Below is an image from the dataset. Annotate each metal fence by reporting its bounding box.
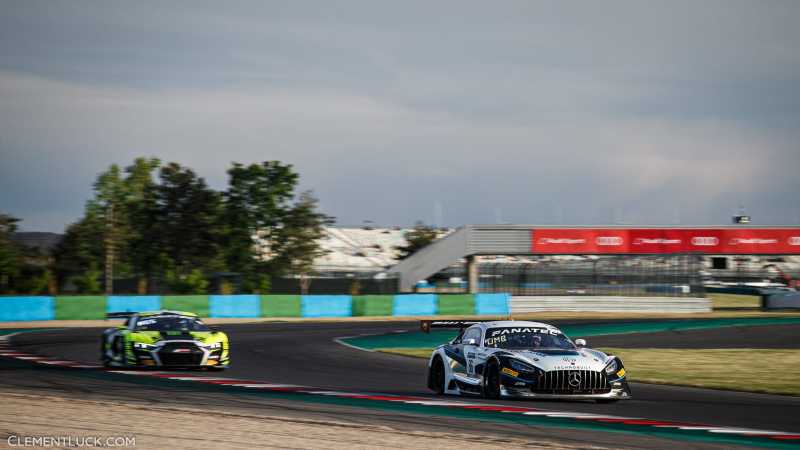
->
[476,254,705,297]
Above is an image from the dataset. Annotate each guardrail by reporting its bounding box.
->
[511,296,711,313]
[0,293,511,322]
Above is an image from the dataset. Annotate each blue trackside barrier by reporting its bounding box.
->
[475,293,510,315]
[106,295,161,313]
[209,295,260,318]
[1,292,515,321]
[301,295,352,318]
[393,294,437,316]
[0,296,55,321]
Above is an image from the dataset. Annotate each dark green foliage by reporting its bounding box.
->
[52,158,330,295]
[395,221,439,260]
[0,212,20,292]
[222,162,332,288]
[0,212,57,294]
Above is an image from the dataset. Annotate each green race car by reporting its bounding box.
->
[101,310,229,369]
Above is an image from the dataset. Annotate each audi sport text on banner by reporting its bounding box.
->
[531,228,800,254]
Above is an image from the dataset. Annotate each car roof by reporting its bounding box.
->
[470,320,558,330]
[137,310,199,318]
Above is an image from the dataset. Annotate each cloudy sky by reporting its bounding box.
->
[1,1,799,232]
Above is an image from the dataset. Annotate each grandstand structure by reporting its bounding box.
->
[313,226,410,273]
[387,225,800,293]
[281,226,800,297]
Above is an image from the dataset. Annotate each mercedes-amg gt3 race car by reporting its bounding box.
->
[424,320,631,402]
[101,310,229,369]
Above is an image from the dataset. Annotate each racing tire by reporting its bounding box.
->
[482,359,501,399]
[100,334,110,366]
[429,357,445,395]
[111,336,126,367]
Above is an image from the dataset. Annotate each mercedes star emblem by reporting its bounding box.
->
[568,371,582,387]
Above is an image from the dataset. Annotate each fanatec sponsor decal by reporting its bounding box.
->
[490,327,561,336]
[595,236,623,246]
[691,237,720,246]
[729,238,778,245]
[537,238,585,245]
[633,238,681,245]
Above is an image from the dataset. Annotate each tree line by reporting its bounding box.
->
[0,157,332,295]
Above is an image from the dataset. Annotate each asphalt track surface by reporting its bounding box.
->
[8,319,800,439]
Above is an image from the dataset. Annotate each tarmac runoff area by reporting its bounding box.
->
[2,319,800,449]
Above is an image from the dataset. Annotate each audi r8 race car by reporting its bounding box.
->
[101,311,229,369]
[424,320,630,402]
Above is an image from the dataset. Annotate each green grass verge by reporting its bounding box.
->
[599,348,800,396]
[380,348,433,359]
[708,293,761,309]
[378,347,800,396]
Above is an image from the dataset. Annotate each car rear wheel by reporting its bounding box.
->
[100,335,111,366]
[111,336,126,366]
[482,360,501,399]
[429,357,445,395]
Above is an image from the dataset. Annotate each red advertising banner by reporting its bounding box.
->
[531,228,800,254]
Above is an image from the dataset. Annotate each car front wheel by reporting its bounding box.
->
[482,360,501,399]
[429,357,445,395]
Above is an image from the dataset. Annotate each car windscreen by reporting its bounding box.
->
[134,316,209,332]
[484,327,575,350]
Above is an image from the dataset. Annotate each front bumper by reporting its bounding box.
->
[499,369,632,400]
[128,340,229,368]
[502,384,632,400]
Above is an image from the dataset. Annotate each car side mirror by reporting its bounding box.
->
[575,338,587,347]
[465,338,477,346]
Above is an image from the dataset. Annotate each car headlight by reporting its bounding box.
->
[509,359,536,373]
[604,358,619,375]
[204,342,222,349]
[133,342,154,349]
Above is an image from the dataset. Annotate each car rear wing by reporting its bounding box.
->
[106,312,137,320]
[420,320,492,333]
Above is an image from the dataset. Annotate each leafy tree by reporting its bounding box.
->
[54,157,330,295]
[165,268,209,294]
[396,221,439,260]
[223,162,298,276]
[151,163,224,278]
[55,158,161,292]
[124,158,162,288]
[53,217,104,292]
[268,191,333,276]
[73,263,102,294]
[14,265,51,294]
[222,163,333,293]
[0,212,20,292]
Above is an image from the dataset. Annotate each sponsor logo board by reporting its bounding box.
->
[531,229,800,254]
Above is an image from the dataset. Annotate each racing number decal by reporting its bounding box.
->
[466,352,476,376]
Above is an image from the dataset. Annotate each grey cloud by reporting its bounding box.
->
[1,1,799,231]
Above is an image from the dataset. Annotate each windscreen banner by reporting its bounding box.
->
[531,228,800,254]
